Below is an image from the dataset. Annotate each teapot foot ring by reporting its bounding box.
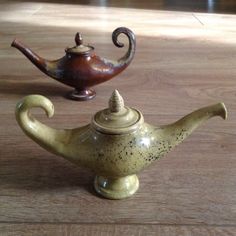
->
[67,89,96,101]
[94,174,139,200]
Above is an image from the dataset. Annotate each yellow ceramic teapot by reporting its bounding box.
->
[15,90,227,199]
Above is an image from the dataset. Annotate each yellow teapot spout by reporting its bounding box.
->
[154,102,227,157]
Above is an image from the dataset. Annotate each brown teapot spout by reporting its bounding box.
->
[11,39,59,79]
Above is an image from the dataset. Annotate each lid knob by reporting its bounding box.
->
[75,32,83,46]
[92,89,143,134]
[109,90,124,113]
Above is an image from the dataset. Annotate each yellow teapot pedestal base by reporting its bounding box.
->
[94,175,139,199]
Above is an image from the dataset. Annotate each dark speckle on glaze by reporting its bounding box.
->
[69,123,191,177]
[16,93,227,199]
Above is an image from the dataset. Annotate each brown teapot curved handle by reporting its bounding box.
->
[112,27,136,67]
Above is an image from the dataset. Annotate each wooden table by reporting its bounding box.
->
[0,1,236,235]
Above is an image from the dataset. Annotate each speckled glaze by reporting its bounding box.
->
[15,90,227,199]
[11,27,136,101]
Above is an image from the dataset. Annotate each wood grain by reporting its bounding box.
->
[1,224,236,236]
[0,0,236,235]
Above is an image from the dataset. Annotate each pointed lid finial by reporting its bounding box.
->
[91,90,144,134]
[75,32,83,46]
[66,32,94,54]
[109,90,124,113]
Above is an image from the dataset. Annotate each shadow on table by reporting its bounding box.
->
[0,78,71,98]
[0,153,99,197]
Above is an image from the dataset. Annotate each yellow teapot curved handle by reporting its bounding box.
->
[15,95,69,156]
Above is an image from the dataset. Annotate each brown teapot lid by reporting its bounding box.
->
[66,32,94,54]
[91,90,144,134]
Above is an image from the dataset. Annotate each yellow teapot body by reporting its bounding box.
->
[15,90,227,199]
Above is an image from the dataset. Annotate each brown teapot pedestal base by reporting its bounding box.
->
[67,89,96,101]
[94,174,139,200]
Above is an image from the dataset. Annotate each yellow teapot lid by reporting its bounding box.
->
[92,90,144,134]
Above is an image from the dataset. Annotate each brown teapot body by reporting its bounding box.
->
[12,27,136,100]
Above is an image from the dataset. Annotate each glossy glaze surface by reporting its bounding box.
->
[15,91,227,199]
[11,27,136,101]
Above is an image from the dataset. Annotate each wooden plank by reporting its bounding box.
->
[0,224,236,236]
[0,0,236,230]
[0,115,236,224]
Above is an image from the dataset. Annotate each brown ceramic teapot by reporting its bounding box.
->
[11,27,136,101]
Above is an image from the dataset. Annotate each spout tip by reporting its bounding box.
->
[11,38,21,48]
[219,102,228,120]
[11,38,17,47]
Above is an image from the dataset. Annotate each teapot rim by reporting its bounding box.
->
[65,45,94,55]
[91,108,144,135]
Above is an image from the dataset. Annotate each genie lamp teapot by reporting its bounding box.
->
[11,27,135,101]
[15,90,227,199]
